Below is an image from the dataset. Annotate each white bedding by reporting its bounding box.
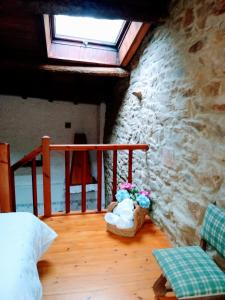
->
[0,212,57,300]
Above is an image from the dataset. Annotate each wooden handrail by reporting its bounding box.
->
[50,144,149,151]
[11,146,42,171]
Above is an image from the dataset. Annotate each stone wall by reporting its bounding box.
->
[104,0,225,251]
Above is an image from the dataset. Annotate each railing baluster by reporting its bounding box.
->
[31,158,38,216]
[65,151,70,213]
[10,169,16,212]
[112,150,117,201]
[128,150,133,183]
[0,143,14,212]
[97,150,102,212]
[42,136,51,217]
[81,151,87,212]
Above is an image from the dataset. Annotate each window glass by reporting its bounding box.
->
[54,15,125,45]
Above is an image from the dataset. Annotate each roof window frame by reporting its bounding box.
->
[44,14,150,67]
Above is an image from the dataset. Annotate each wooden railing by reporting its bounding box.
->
[11,146,42,215]
[0,136,149,217]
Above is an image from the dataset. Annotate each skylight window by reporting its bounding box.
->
[44,14,150,66]
[54,15,126,46]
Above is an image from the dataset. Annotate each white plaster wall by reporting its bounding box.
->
[0,95,105,213]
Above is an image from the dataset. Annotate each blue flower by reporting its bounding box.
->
[115,189,130,202]
[137,194,150,208]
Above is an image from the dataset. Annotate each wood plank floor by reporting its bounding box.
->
[38,214,175,300]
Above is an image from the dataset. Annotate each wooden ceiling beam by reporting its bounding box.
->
[39,65,129,78]
[0,59,123,104]
[0,0,171,22]
[0,61,129,78]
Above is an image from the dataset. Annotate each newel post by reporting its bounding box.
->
[42,136,51,217]
[0,143,13,212]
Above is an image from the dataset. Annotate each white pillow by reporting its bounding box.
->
[0,212,57,300]
[0,212,57,261]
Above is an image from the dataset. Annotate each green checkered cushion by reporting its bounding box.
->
[200,204,225,258]
[153,246,225,299]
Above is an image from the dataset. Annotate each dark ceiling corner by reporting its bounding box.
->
[0,0,171,104]
[0,0,172,22]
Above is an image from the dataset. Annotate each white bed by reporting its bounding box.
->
[0,212,57,300]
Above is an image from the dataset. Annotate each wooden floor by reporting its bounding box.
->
[38,214,175,300]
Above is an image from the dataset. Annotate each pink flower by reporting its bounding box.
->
[139,190,151,197]
[120,182,135,191]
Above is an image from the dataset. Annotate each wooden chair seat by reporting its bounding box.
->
[153,246,225,299]
[152,204,225,300]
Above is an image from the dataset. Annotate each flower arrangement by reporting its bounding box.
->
[115,182,151,210]
[105,182,152,237]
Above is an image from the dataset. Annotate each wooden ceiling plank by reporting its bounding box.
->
[0,0,171,22]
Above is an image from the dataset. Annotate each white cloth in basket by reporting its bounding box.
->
[105,199,134,229]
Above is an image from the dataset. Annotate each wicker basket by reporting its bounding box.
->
[106,201,148,237]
